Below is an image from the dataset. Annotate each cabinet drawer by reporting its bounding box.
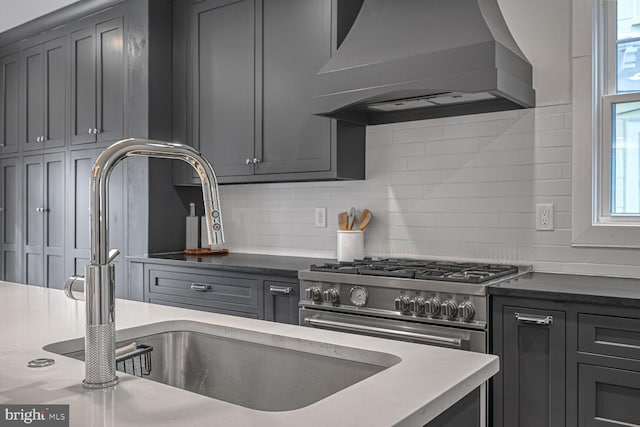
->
[579,314,640,362]
[149,297,259,319]
[579,364,640,426]
[147,268,259,313]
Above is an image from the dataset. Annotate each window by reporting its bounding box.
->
[602,0,640,218]
[571,0,640,247]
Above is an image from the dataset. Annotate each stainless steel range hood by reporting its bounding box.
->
[313,0,535,125]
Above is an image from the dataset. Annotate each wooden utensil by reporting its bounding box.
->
[358,209,372,231]
[347,207,356,230]
[338,212,348,230]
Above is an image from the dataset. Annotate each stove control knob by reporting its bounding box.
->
[410,297,425,315]
[424,298,441,317]
[322,288,339,304]
[394,296,411,313]
[457,300,476,321]
[305,287,322,302]
[440,299,458,320]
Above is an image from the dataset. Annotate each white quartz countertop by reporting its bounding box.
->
[0,281,498,427]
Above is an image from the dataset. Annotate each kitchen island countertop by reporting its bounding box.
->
[0,281,497,427]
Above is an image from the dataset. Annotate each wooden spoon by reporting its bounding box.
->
[347,207,356,230]
[338,212,348,230]
[358,209,372,231]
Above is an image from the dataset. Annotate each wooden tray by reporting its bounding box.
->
[183,248,229,255]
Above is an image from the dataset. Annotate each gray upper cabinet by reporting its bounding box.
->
[0,157,21,282]
[255,0,331,175]
[23,152,65,288]
[70,16,125,147]
[175,0,365,184]
[21,36,67,152]
[0,52,19,155]
[191,0,256,177]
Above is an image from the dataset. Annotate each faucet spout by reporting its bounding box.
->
[76,138,224,388]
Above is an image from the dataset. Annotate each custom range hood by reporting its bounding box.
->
[313,0,535,125]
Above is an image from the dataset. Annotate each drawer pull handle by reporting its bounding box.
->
[190,283,210,292]
[515,313,553,325]
[269,285,292,295]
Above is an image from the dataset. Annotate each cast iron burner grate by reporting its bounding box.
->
[310,258,519,283]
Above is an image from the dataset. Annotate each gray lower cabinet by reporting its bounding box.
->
[70,14,125,147]
[263,280,299,324]
[139,262,300,324]
[0,52,19,155]
[0,157,21,282]
[579,364,640,426]
[492,300,566,427]
[174,0,365,184]
[21,35,67,152]
[22,152,65,288]
[492,295,640,427]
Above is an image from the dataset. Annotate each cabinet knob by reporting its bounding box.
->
[88,128,93,134]
[252,158,261,164]
[93,128,99,134]
[245,158,252,165]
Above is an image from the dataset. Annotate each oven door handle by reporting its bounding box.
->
[303,317,464,349]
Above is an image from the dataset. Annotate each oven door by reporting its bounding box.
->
[299,307,486,353]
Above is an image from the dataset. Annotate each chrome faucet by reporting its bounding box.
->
[64,138,224,388]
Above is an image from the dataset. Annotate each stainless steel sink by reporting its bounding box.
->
[44,321,399,411]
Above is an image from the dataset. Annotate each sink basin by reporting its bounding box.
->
[44,320,399,411]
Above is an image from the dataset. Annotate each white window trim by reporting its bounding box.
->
[571,0,640,248]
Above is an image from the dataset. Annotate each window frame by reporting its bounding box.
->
[571,0,640,248]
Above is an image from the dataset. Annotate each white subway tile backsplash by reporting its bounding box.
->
[217,104,640,278]
[442,120,499,139]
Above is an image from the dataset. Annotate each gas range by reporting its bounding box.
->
[298,258,529,331]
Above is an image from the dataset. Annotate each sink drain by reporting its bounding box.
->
[27,358,55,368]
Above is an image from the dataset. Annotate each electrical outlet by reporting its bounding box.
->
[315,207,327,228]
[536,203,554,231]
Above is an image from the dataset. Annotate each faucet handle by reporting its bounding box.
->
[108,248,120,263]
[64,276,85,301]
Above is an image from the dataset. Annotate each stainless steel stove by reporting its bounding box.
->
[299,258,528,353]
[298,258,528,427]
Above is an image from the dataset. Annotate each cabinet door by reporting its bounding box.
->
[70,27,97,145]
[22,45,45,152]
[0,158,21,282]
[96,17,124,144]
[67,149,126,296]
[67,150,93,279]
[0,53,19,154]
[263,280,299,324]
[579,364,640,426]
[500,306,566,427]
[192,0,255,177]
[43,152,65,289]
[23,155,43,286]
[43,36,67,149]
[256,0,332,175]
